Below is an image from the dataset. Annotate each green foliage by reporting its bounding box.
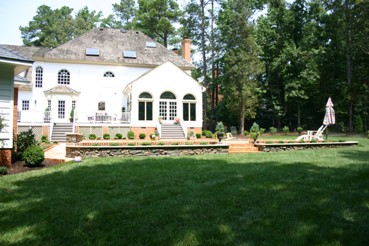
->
[134,0,181,47]
[282,126,290,135]
[0,166,8,175]
[269,127,277,135]
[249,122,263,141]
[41,135,48,143]
[355,116,364,133]
[103,133,110,140]
[200,142,207,145]
[20,5,102,47]
[127,131,135,139]
[141,142,151,146]
[115,133,123,139]
[367,131,369,139]
[205,131,213,138]
[69,107,74,122]
[296,127,304,135]
[22,146,44,166]
[215,121,225,133]
[109,143,119,146]
[196,133,201,139]
[202,130,207,136]
[0,115,5,132]
[310,139,317,143]
[128,142,136,146]
[17,129,37,153]
[158,142,165,146]
[89,134,97,140]
[139,133,146,139]
[243,130,249,136]
[171,142,179,145]
[113,0,136,29]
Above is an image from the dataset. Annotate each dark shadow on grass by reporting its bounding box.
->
[1,156,369,245]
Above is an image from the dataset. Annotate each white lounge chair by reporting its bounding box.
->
[296,125,327,141]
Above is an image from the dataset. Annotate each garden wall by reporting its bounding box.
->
[66,144,229,158]
[255,141,358,152]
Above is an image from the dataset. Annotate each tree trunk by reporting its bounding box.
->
[209,0,215,131]
[200,0,208,129]
[240,99,246,133]
[297,102,301,127]
[345,0,353,132]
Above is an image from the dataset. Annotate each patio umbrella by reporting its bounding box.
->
[323,97,335,139]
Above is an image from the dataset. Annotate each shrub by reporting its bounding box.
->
[243,130,249,136]
[269,127,277,135]
[311,139,317,143]
[103,133,110,140]
[139,133,146,139]
[202,130,207,136]
[205,131,213,138]
[158,142,165,146]
[41,135,48,143]
[296,127,304,135]
[249,122,263,141]
[23,146,44,166]
[115,133,123,139]
[141,142,151,146]
[127,131,135,139]
[196,133,201,139]
[171,142,179,145]
[200,142,207,145]
[278,140,284,143]
[17,129,37,153]
[367,130,369,139]
[215,121,225,133]
[128,142,136,146]
[109,143,119,146]
[89,134,96,140]
[282,126,289,135]
[0,166,8,175]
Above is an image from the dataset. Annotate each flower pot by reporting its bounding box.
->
[217,132,224,143]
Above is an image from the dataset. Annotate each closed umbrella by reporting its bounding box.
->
[323,97,335,139]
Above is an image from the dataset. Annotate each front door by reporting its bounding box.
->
[159,100,177,122]
[57,100,66,122]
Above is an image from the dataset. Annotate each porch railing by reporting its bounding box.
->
[18,110,131,124]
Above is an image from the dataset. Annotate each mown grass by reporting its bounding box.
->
[1,137,369,245]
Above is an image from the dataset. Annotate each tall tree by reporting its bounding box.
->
[112,0,137,29]
[134,0,182,47]
[20,5,74,47]
[20,5,102,47]
[219,0,264,133]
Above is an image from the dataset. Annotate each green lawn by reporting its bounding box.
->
[1,137,369,245]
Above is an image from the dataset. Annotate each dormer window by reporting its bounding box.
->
[104,71,115,77]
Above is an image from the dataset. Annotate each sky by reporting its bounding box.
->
[0,0,120,45]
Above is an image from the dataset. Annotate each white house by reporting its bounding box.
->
[0,45,33,166]
[3,28,203,141]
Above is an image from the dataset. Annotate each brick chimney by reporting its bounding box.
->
[182,38,191,63]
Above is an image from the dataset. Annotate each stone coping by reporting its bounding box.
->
[255,141,358,152]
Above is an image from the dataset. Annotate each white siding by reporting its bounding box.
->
[0,67,14,148]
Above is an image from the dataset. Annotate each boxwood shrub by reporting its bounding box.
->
[23,146,44,166]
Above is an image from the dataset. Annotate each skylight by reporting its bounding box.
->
[85,48,100,56]
[123,50,137,59]
[145,41,157,48]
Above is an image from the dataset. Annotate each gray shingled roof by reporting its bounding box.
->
[39,28,194,68]
[0,45,33,63]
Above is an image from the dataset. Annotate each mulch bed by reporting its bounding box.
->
[6,160,62,175]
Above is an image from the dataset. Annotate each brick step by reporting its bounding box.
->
[228,142,260,153]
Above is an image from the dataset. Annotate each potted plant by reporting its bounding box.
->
[158,117,163,124]
[69,107,74,123]
[174,117,180,124]
[215,121,225,143]
[249,122,264,143]
[187,131,195,140]
[155,130,160,140]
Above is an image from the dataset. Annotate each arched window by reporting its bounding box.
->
[183,94,196,121]
[160,91,176,99]
[35,66,43,88]
[104,71,115,77]
[138,92,153,121]
[58,69,70,84]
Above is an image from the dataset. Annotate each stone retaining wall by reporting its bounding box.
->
[255,141,358,152]
[66,144,229,158]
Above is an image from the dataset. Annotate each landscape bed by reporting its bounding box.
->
[255,141,358,152]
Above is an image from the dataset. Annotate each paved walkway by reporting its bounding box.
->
[44,143,73,162]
